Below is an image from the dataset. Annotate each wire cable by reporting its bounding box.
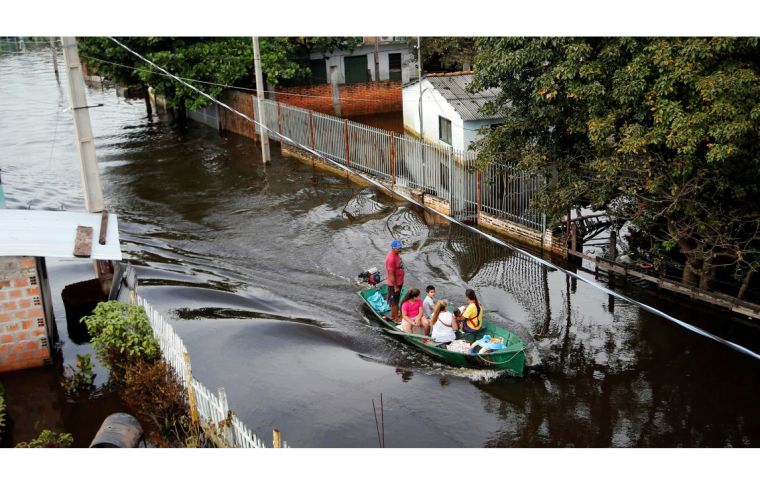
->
[107,36,760,362]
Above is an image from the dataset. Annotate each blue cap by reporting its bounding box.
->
[390,239,402,249]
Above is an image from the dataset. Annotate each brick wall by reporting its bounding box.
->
[338,81,402,116]
[274,84,335,114]
[0,257,51,373]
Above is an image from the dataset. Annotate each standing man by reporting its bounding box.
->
[385,239,405,323]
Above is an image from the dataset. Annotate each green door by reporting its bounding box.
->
[344,55,368,84]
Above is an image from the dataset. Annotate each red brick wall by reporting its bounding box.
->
[338,81,402,116]
[275,81,402,116]
[218,82,402,139]
[274,84,335,114]
[0,257,51,373]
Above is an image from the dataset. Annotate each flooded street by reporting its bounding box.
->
[1,48,759,447]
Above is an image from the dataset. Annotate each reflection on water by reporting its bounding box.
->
[1,48,758,447]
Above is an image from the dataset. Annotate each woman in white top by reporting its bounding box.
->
[430,299,457,343]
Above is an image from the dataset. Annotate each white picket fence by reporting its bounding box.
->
[132,294,289,448]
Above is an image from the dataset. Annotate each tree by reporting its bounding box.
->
[79,37,356,112]
[408,37,478,72]
[470,38,760,290]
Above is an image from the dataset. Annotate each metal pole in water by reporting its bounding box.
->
[252,37,271,164]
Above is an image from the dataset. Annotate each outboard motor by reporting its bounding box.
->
[358,267,381,286]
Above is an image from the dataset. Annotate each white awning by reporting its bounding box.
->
[0,209,122,260]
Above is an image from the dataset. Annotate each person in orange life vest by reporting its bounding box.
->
[385,239,405,323]
[461,288,483,334]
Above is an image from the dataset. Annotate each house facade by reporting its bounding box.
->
[402,72,503,151]
[309,37,415,85]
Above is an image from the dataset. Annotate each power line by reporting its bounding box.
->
[106,35,760,362]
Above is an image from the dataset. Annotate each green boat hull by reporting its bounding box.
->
[358,284,525,376]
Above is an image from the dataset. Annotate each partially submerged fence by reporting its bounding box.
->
[247,96,546,232]
[117,275,289,448]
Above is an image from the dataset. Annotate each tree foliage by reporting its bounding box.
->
[471,37,760,287]
[408,37,478,71]
[78,37,358,110]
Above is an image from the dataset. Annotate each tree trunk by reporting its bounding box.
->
[738,269,754,300]
[698,255,713,290]
[142,83,153,118]
[682,256,701,287]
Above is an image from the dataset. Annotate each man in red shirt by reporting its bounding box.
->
[385,239,405,323]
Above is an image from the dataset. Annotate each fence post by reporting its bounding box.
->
[277,102,283,142]
[448,146,454,214]
[218,387,233,447]
[182,351,199,426]
[309,110,315,150]
[273,428,281,448]
[389,132,395,189]
[344,119,350,167]
[476,170,482,225]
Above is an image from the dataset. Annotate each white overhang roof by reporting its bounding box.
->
[0,209,122,260]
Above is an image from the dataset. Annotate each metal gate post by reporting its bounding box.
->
[448,146,454,214]
[309,110,315,149]
[477,170,482,225]
[344,119,350,167]
[390,132,395,189]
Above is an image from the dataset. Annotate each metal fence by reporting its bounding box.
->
[251,96,546,232]
[132,293,289,448]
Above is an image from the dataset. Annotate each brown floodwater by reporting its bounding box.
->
[1,46,758,447]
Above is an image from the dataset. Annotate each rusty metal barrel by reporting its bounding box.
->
[89,413,144,448]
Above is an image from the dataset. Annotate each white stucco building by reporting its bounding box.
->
[309,37,415,85]
[403,72,503,151]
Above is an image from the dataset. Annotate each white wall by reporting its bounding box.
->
[462,119,503,151]
[310,43,413,83]
[402,79,465,150]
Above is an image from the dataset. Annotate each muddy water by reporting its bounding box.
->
[1,47,758,447]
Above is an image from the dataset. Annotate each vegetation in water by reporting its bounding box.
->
[61,354,96,397]
[81,301,212,447]
[82,301,159,374]
[15,430,73,448]
[470,37,760,292]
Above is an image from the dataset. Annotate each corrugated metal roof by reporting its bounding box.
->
[425,73,502,121]
[0,210,122,260]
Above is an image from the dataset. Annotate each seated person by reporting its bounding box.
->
[429,299,456,343]
[461,288,483,335]
[400,288,430,335]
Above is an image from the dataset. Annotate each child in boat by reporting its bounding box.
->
[461,288,484,334]
[430,299,457,343]
[422,285,436,324]
[400,288,429,335]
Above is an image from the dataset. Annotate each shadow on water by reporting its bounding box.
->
[1,49,759,447]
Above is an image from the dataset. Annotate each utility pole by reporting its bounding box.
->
[60,37,104,213]
[252,37,271,164]
[373,37,381,81]
[49,37,59,77]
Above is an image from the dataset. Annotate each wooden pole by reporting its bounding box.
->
[252,37,271,163]
[344,119,350,167]
[738,269,754,300]
[272,428,281,448]
[570,223,577,253]
[609,229,617,260]
[183,351,199,425]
